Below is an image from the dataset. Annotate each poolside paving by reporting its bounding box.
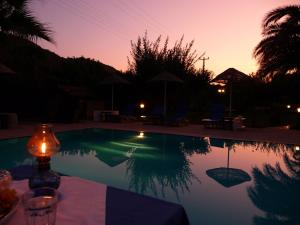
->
[0,121,299,144]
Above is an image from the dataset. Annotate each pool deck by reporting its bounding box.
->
[0,121,300,144]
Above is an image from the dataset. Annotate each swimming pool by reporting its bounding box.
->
[0,128,298,225]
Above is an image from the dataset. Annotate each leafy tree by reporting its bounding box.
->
[254,5,300,81]
[128,32,201,80]
[0,0,53,43]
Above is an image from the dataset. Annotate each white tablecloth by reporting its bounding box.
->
[8,176,107,225]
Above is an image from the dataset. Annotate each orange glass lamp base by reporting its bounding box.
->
[27,124,61,190]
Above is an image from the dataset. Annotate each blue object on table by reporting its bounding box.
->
[9,165,35,180]
[106,187,190,225]
[10,166,190,225]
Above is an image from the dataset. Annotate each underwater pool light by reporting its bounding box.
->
[137,131,145,138]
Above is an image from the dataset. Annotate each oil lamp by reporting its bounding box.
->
[27,124,61,189]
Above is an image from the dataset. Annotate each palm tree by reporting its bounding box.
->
[254,5,300,81]
[0,0,54,43]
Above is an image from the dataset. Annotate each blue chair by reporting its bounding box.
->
[120,104,137,121]
[202,104,229,129]
[143,105,164,125]
[165,105,189,126]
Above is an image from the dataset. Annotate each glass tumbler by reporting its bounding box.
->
[22,187,58,225]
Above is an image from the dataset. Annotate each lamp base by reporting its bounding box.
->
[29,157,60,189]
[29,169,61,189]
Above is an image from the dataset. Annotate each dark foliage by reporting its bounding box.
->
[0,33,122,121]
[254,5,300,81]
[128,32,204,79]
[248,153,300,225]
[0,0,54,43]
[126,33,213,115]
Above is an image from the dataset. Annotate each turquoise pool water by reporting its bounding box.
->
[0,128,298,225]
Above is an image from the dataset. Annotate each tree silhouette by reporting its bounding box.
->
[128,32,201,80]
[248,153,300,225]
[254,5,300,81]
[0,0,53,43]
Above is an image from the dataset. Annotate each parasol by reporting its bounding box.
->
[149,71,183,117]
[211,68,249,116]
[0,63,15,75]
[100,73,130,110]
[206,140,251,188]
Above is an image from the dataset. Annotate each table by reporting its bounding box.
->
[7,167,190,225]
[9,177,106,225]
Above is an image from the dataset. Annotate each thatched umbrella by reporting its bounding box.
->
[206,141,251,188]
[0,63,15,75]
[100,73,130,110]
[211,68,249,116]
[149,71,183,117]
[95,150,129,167]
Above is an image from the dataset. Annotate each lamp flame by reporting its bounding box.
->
[41,142,47,154]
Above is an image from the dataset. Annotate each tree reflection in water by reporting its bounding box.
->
[248,153,300,225]
[126,136,209,199]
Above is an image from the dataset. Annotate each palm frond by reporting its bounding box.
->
[0,0,54,43]
[263,5,300,28]
[254,5,300,80]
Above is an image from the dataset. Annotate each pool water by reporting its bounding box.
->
[0,128,298,225]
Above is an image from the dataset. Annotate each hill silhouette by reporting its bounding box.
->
[0,33,122,122]
[0,33,120,87]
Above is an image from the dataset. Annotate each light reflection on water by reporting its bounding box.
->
[0,128,298,225]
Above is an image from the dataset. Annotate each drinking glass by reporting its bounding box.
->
[22,187,58,225]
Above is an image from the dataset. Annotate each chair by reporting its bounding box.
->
[165,105,189,126]
[232,115,246,130]
[202,104,228,129]
[143,105,164,125]
[120,104,137,122]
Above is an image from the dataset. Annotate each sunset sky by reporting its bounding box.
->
[30,0,299,76]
